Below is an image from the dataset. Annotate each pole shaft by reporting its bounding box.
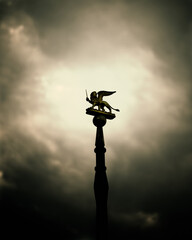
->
[94,124,109,240]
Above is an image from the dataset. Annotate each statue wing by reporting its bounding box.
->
[97,91,116,101]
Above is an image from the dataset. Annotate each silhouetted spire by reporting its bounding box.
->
[86,90,119,240]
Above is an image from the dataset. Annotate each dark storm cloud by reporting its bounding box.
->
[0,5,94,238]
[1,0,192,239]
[0,12,42,126]
[2,0,191,69]
[23,0,191,64]
[0,129,95,239]
[108,128,192,238]
[106,1,192,236]
[0,0,96,59]
[132,0,192,86]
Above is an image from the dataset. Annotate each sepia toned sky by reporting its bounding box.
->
[1,0,192,239]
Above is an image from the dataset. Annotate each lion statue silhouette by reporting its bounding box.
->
[86,90,120,113]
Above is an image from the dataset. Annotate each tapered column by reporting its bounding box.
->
[93,115,109,240]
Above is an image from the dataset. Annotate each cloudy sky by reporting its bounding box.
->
[0,0,192,239]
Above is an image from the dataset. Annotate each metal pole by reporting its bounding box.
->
[86,90,119,239]
[93,115,108,240]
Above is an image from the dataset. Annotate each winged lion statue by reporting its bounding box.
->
[86,90,120,113]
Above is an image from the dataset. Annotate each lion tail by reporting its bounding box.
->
[112,107,120,112]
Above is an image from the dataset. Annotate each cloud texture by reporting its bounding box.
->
[1,0,192,239]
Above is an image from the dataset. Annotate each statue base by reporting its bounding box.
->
[86,108,116,120]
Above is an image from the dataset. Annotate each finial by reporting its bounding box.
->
[93,115,106,127]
